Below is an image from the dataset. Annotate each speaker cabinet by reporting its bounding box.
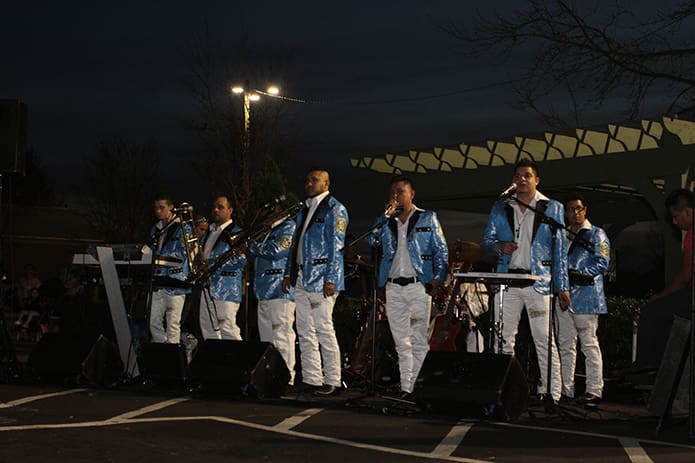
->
[27,333,94,383]
[81,335,123,387]
[142,342,188,386]
[648,316,691,417]
[188,340,290,398]
[415,352,529,420]
[0,100,27,175]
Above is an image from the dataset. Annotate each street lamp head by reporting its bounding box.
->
[231,86,244,94]
[267,86,280,95]
[248,93,261,102]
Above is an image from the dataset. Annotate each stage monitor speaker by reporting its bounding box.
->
[188,340,290,398]
[0,100,27,175]
[648,316,691,417]
[415,352,529,420]
[27,333,94,383]
[142,342,187,386]
[81,334,123,387]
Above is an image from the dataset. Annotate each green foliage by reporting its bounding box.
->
[599,297,645,373]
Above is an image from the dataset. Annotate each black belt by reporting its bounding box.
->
[387,276,418,286]
[508,268,531,274]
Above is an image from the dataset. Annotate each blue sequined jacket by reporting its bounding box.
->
[201,223,246,302]
[148,218,191,296]
[566,223,610,314]
[285,195,349,293]
[481,197,569,294]
[368,207,449,288]
[249,218,296,301]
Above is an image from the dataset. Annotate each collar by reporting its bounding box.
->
[210,219,233,232]
[568,219,591,239]
[156,216,180,230]
[306,190,330,208]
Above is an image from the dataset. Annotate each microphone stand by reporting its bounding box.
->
[344,213,392,395]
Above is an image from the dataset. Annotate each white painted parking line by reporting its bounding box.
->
[493,421,695,450]
[0,389,88,408]
[273,407,324,431]
[431,421,474,459]
[620,438,654,463]
[108,397,191,421]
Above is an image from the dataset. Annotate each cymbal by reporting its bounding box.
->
[450,240,484,263]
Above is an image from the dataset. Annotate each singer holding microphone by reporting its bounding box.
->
[481,159,570,405]
[367,175,448,400]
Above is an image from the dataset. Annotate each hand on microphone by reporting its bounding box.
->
[384,197,401,217]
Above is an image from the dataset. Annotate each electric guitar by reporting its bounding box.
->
[428,281,464,352]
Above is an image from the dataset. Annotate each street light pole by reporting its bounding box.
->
[230,82,279,340]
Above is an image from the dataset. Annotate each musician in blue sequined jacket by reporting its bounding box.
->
[147,194,191,344]
[198,194,246,340]
[480,159,568,402]
[282,168,348,393]
[249,215,297,385]
[557,194,610,403]
[566,227,610,315]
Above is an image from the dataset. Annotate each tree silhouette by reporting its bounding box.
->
[448,0,695,126]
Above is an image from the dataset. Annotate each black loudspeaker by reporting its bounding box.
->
[142,342,188,386]
[0,100,27,175]
[188,340,290,398]
[648,316,691,417]
[415,352,529,420]
[81,335,123,387]
[27,333,95,383]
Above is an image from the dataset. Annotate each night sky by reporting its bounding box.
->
[1,1,676,239]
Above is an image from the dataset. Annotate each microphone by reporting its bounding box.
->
[498,183,517,199]
[384,203,403,217]
[262,195,286,209]
[173,202,193,213]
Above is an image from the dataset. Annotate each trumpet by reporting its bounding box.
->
[188,200,304,287]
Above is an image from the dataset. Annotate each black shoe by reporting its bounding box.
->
[577,393,601,408]
[535,393,558,408]
[314,385,340,396]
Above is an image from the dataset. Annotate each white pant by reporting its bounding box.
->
[199,292,242,340]
[556,309,603,398]
[150,290,185,344]
[258,298,297,385]
[386,282,431,393]
[294,276,341,387]
[494,285,562,401]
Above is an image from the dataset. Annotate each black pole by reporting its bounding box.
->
[689,180,695,438]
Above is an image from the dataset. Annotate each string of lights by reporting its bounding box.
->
[255,78,522,106]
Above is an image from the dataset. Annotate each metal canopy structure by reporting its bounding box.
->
[350,117,695,237]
